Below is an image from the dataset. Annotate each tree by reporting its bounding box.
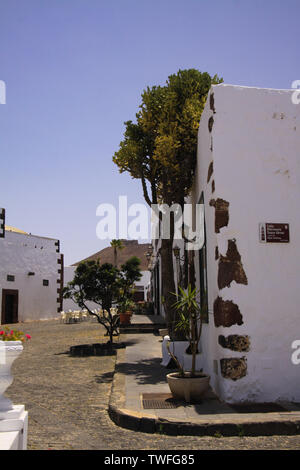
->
[110,239,125,267]
[118,256,142,301]
[63,261,120,343]
[63,257,143,343]
[113,69,223,337]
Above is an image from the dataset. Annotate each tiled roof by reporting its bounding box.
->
[72,240,152,271]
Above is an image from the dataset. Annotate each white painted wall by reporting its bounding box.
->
[0,230,61,322]
[135,270,151,300]
[192,84,300,403]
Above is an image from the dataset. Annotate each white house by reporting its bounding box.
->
[0,208,63,323]
[151,84,300,403]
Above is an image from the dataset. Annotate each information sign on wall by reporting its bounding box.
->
[259,223,290,243]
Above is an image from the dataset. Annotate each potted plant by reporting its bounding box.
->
[166,285,210,403]
[0,327,31,413]
[118,298,134,325]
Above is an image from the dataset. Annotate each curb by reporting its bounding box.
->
[108,340,300,437]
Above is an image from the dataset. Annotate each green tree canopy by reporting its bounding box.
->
[113,69,222,206]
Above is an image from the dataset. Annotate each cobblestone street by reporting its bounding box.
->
[5,320,300,450]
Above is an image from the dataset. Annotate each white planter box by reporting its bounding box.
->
[0,341,23,413]
[0,431,20,450]
[0,341,28,450]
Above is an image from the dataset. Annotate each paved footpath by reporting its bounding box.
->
[110,331,300,437]
[4,320,300,450]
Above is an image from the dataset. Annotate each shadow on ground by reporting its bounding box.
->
[54,338,141,357]
[116,357,176,385]
[94,371,115,384]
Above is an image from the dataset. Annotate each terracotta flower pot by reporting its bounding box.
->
[167,371,210,403]
[0,341,23,413]
[119,313,131,325]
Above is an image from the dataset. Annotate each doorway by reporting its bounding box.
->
[1,289,19,324]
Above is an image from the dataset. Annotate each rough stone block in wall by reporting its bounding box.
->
[213,296,243,327]
[218,239,248,289]
[209,198,229,233]
[220,357,247,381]
[207,161,214,183]
[218,335,250,352]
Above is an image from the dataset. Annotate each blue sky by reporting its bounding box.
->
[0,0,299,265]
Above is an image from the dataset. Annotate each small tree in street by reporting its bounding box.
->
[63,257,143,343]
[63,261,120,343]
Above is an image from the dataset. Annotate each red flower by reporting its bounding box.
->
[25,334,31,340]
[0,331,4,335]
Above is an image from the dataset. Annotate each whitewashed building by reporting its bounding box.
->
[0,208,63,323]
[151,84,300,403]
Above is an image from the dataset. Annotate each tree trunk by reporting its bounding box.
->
[160,237,185,341]
[188,250,196,290]
[191,316,197,376]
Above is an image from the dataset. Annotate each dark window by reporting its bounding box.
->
[198,193,208,323]
[7,275,15,282]
[43,280,49,286]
